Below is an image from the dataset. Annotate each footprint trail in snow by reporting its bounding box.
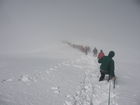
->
[64,55,118,105]
[0,55,118,105]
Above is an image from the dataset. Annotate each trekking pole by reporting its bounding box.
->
[113,79,115,89]
[113,77,116,89]
[108,80,111,105]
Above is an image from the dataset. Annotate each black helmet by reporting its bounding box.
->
[108,51,115,58]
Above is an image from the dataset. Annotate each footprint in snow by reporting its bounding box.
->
[18,75,31,82]
[51,86,60,94]
[1,78,13,83]
[64,101,72,105]
[49,68,55,71]
[54,66,58,69]
[45,70,50,74]
[72,65,83,69]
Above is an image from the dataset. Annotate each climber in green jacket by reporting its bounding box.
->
[98,51,115,81]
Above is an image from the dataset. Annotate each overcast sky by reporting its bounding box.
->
[0,0,140,55]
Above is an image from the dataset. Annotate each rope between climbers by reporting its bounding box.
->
[108,81,111,105]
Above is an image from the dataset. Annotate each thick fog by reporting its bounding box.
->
[0,0,140,61]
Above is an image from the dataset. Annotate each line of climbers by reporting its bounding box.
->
[63,41,91,55]
[63,41,116,82]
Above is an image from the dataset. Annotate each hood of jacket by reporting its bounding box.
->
[108,51,115,58]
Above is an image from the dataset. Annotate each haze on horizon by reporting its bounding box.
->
[0,0,140,58]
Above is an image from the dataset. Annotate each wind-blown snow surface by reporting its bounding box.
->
[0,43,140,105]
[0,46,118,105]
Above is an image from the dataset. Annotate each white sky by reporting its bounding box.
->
[0,0,140,57]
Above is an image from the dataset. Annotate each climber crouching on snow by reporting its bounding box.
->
[98,51,116,81]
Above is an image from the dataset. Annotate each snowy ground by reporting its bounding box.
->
[116,61,140,105]
[0,45,140,105]
[0,44,139,105]
[0,45,119,105]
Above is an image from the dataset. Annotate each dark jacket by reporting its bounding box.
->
[98,51,115,77]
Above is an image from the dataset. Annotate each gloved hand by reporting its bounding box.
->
[108,76,116,81]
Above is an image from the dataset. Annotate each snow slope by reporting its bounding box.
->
[116,61,140,105]
[0,42,140,105]
[0,45,118,105]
